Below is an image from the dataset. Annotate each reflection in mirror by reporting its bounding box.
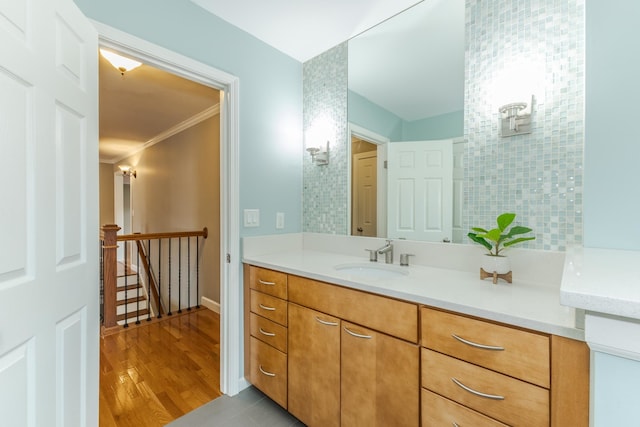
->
[349,124,389,239]
[347,0,465,242]
[304,0,585,251]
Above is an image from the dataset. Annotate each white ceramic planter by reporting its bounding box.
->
[481,254,511,274]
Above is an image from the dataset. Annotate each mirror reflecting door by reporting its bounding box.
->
[349,124,389,238]
[351,139,378,237]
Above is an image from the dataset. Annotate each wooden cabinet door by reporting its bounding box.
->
[341,322,419,427]
[288,303,341,427]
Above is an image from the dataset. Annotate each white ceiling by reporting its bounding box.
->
[191,0,465,121]
[190,0,424,62]
[349,0,465,121]
[99,53,219,163]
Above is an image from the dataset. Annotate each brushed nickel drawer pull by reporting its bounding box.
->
[451,377,505,400]
[452,334,505,351]
[258,279,276,286]
[344,326,372,339]
[316,317,338,326]
[259,365,276,377]
[259,327,275,337]
[258,303,276,311]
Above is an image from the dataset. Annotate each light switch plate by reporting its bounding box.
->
[276,212,285,229]
[244,209,260,227]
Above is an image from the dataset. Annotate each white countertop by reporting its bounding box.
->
[560,246,640,320]
[244,246,584,340]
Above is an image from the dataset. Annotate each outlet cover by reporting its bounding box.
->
[276,212,285,229]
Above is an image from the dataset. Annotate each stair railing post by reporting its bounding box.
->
[101,224,121,329]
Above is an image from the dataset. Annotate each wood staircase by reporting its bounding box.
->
[116,263,151,325]
[101,226,208,331]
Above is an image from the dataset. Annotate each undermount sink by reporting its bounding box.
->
[334,262,409,279]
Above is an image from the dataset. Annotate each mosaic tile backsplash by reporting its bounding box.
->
[303,1,585,251]
[303,42,349,234]
[464,0,585,251]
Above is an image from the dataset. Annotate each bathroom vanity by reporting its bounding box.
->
[243,233,589,426]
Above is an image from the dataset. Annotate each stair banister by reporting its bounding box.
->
[101,225,208,332]
[101,224,121,329]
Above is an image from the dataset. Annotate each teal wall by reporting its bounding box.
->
[403,111,463,141]
[584,0,640,250]
[75,0,303,238]
[348,90,462,141]
[348,90,403,140]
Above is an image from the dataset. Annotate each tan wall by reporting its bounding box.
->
[118,115,221,303]
[99,162,115,226]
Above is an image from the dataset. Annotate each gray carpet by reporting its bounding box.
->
[166,386,303,427]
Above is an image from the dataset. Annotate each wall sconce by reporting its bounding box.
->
[499,96,533,137]
[100,48,142,76]
[306,114,333,166]
[118,165,137,178]
[306,141,329,165]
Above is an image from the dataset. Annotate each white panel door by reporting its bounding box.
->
[387,140,453,242]
[352,151,377,237]
[0,1,98,426]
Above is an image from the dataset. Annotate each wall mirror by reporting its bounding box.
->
[347,0,466,243]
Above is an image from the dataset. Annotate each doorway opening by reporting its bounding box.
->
[95,21,241,405]
[113,172,132,264]
[347,123,389,238]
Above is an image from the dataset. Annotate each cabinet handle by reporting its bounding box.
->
[258,279,276,286]
[316,317,338,326]
[451,377,505,400]
[453,423,460,427]
[258,303,276,311]
[259,365,276,377]
[344,326,372,339]
[259,327,275,337]
[452,334,505,351]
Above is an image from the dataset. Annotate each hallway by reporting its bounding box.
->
[99,309,222,426]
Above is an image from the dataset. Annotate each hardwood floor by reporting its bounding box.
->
[100,308,223,427]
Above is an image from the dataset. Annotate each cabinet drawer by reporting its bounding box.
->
[289,275,418,342]
[421,307,550,388]
[422,349,549,427]
[250,312,287,353]
[250,337,287,408]
[249,266,287,299]
[250,290,287,326]
[422,389,508,427]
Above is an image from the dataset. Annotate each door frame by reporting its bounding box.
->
[94,22,242,395]
[347,123,389,238]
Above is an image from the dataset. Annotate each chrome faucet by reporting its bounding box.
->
[377,240,394,264]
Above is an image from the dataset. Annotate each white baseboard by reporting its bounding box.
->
[236,377,251,394]
[201,296,220,313]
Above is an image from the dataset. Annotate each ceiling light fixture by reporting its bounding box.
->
[100,48,142,75]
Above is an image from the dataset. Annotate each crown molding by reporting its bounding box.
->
[102,103,220,164]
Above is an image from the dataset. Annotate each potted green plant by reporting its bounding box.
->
[468,212,535,279]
